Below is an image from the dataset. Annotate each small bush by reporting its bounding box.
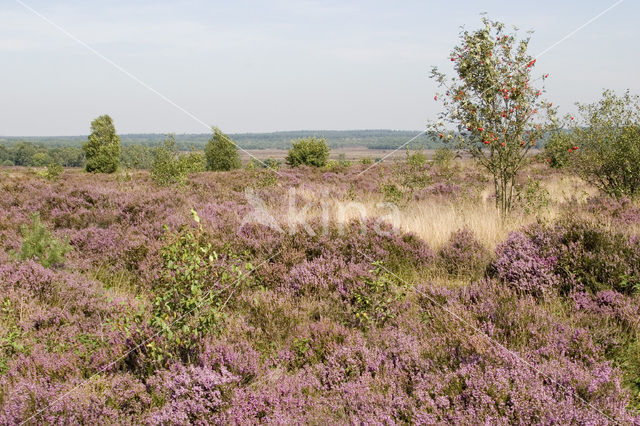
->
[553,221,640,294]
[381,183,404,204]
[285,137,329,167]
[137,210,252,374]
[432,147,454,169]
[516,177,551,215]
[150,135,201,186]
[19,213,71,268]
[406,150,428,168]
[44,162,64,181]
[360,156,373,165]
[569,89,640,198]
[182,151,206,173]
[205,127,241,171]
[351,263,403,328]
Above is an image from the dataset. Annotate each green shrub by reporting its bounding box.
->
[360,156,373,165]
[246,157,280,170]
[182,151,206,173]
[285,137,329,167]
[555,221,640,295]
[19,213,71,268]
[45,162,63,181]
[83,114,121,173]
[1,160,14,167]
[352,263,404,328]
[150,135,202,186]
[406,150,428,168]
[205,127,241,171]
[143,210,252,372]
[543,131,574,168]
[381,183,404,204]
[569,89,640,199]
[516,177,551,215]
[324,154,351,172]
[432,147,454,169]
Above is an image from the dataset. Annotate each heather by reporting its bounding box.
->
[1,163,640,424]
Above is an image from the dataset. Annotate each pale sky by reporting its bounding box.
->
[1,0,638,136]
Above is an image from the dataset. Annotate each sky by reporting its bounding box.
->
[0,0,638,136]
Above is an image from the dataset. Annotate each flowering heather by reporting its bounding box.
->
[493,231,559,296]
[1,168,639,423]
[438,227,491,278]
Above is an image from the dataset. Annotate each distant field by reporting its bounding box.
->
[240,146,429,162]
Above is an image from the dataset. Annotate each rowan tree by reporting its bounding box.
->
[430,18,556,216]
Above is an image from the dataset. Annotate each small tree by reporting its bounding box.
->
[205,127,241,171]
[430,18,555,217]
[567,89,640,199]
[151,134,186,185]
[19,213,71,268]
[83,115,121,173]
[285,136,329,167]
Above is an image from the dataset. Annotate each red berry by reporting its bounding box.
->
[478,127,484,132]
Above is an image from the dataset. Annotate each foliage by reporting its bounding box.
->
[285,137,329,167]
[543,130,574,168]
[516,176,551,215]
[44,161,64,181]
[18,213,71,268]
[567,89,640,198]
[205,127,241,171]
[351,263,403,328]
[32,152,52,166]
[430,18,555,216]
[0,142,85,167]
[405,150,428,168]
[432,147,455,169]
[494,221,640,296]
[121,144,154,169]
[247,157,280,170]
[150,135,202,186]
[83,115,121,173]
[324,154,351,172]
[381,183,404,204]
[142,210,251,373]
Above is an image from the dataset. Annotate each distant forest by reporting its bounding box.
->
[0,130,437,150]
